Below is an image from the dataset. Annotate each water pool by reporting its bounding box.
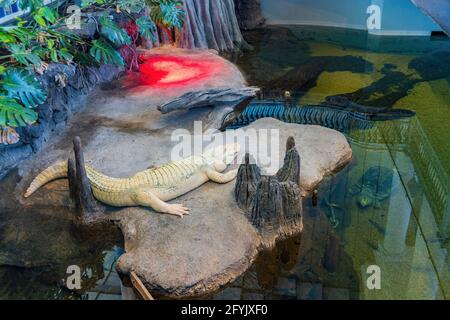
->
[212,25,449,300]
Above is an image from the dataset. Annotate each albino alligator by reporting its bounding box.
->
[24,143,240,218]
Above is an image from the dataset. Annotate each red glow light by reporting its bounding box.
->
[138,55,227,89]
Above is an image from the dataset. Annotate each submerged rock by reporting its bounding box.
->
[334,71,419,108]
[409,51,450,81]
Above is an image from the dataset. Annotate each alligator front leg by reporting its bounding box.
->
[206,169,239,184]
[132,189,190,218]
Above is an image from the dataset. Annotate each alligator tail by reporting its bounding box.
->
[24,161,68,198]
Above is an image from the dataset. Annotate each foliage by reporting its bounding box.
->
[117,0,146,13]
[2,68,47,108]
[147,0,185,30]
[5,43,43,66]
[90,39,125,66]
[0,96,38,127]
[0,0,185,144]
[135,15,157,42]
[99,14,132,46]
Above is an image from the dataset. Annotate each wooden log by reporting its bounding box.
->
[130,271,155,300]
[234,153,261,211]
[157,87,259,114]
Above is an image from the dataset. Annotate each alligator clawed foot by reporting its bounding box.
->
[166,204,190,218]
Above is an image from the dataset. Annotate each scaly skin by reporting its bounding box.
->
[24,143,240,218]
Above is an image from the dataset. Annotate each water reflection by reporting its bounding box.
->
[0,171,124,299]
[217,113,449,300]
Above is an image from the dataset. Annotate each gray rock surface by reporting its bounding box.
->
[0,64,122,180]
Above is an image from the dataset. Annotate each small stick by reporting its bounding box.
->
[130,271,155,301]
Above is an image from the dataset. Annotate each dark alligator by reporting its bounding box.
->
[227,97,415,132]
[325,96,416,121]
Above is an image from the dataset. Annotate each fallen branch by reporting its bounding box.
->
[130,271,155,300]
[157,87,259,114]
[157,87,259,131]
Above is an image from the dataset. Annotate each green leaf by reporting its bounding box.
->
[0,28,17,43]
[117,0,146,13]
[99,15,131,46]
[57,48,73,62]
[37,6,56,24]
[34,15,47,28]
[7,43,42,67]
[136,16,157,42]
[2,68,47,108]
[0,96,38,127]
[50,50,58,62]
[80,0,105,8]
[148,0,185,30]
[89,40,124,67]
[160,1,185,30]
[7,27,34,43]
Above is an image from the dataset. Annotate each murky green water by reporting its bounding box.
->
[0,171,125,300]
[212,26,449,300]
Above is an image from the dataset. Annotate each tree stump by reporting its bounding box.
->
[68,136,100,223]
[234,137,303,248]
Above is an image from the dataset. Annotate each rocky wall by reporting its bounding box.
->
[0,64,122,180]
